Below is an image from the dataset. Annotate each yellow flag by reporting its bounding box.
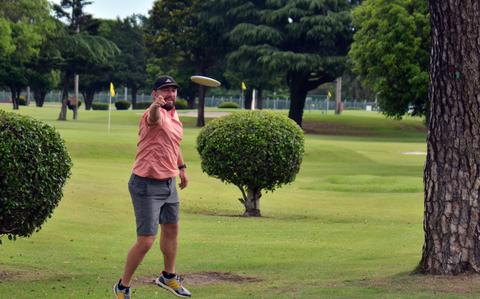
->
[110,82,115,97]
[327,91,332,97]
[241,81,247,91]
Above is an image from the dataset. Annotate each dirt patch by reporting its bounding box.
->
[136,272,262,286]
[339,273,480,295]
[0,270,14,280]
[0,270,25,281]
[302,121,379,137]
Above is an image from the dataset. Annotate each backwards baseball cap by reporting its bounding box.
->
[153,75,179,90]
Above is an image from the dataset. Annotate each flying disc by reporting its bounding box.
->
[190,75,221,88]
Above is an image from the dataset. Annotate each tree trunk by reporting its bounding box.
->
[419,1,480,275]
[244,88,253,109]
[131,87,138,107]
[10,88,20,110]
[287,73,308,127]
[257,88,263,110]
[58,74,69,121]
[196,85,206,127]
[335,77,342,115]
[84,90,95,110]
[186,94,196,109]
[73,106,78,120]
[33,89,47,107]
[243,187,261,217]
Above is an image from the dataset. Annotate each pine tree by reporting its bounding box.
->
[220,0,356,126]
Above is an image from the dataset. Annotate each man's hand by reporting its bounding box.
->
[151,92,165,109]
[148,92,165,124]
[179,169,188,189]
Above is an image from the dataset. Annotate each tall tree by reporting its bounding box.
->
[53,0,91,120]
[419,1,480,274]
[98,16,147,107]
[146,0,228,126]
[349,0,430,118]
[28,19,64,108]
[0,0,54,110]
[221,0,355,126]
[0,18,14,58]
[53,0,119,120]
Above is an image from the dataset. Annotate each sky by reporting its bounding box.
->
[50,0,155,20]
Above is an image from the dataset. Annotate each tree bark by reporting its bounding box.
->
[257,88,263,110]
[287,72,309,127]
[419,1,480,274]
[244,88,253,109]
[196,85,206,127]
[243,187,261,217]
[33,89,46,107]
[335,77,342,115]
[84,90,95,110]
[131,86,138,107]
[58,73,69,121]
[10,88,20,110]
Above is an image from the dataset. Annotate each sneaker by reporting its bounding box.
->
[113,282,131,299]
[155,274,191,298]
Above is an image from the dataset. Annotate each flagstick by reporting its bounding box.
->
[108,94,112,133]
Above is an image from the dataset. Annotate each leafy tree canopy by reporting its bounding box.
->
[349,0,430,118]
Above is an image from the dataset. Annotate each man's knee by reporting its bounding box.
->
[161,223,178,238]
[136,235,156,252]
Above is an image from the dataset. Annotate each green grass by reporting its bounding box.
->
[1,104,478,298]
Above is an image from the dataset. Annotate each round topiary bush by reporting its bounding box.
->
[175,98,188,110]
[67,100,82,110]
[197,111,304,216]
[0,111,72,242]
[92,103,109,110]
[218,101,240,109]
[18,97,28,106]
[115,100,131,110]
[132,102,151,110]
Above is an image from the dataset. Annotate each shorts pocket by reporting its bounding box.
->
[148,181,171,199]
[129,175,147,196]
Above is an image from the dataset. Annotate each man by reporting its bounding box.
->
[114,75,191,298]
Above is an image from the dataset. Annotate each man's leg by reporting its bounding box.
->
[160,223,178,273]
[120,235,156,286]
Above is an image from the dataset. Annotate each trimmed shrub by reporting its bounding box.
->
[67,100,82,110]
[92,103,109,110]
[175,99,188,110]
[18,97,27,106]
[197,111,304,216]
[218,101,240,109]
[115,100,131,110]
[0,111,72,243]
[132,102,151,110]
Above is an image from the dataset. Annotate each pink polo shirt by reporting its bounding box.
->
[132,107,183,180]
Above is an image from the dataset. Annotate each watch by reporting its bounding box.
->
[178,164,187,170]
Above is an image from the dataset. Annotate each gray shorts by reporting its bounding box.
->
[128,174,179,236]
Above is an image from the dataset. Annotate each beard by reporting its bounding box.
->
[162,101,175,111]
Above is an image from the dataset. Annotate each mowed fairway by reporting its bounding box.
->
[2,104,478,298]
